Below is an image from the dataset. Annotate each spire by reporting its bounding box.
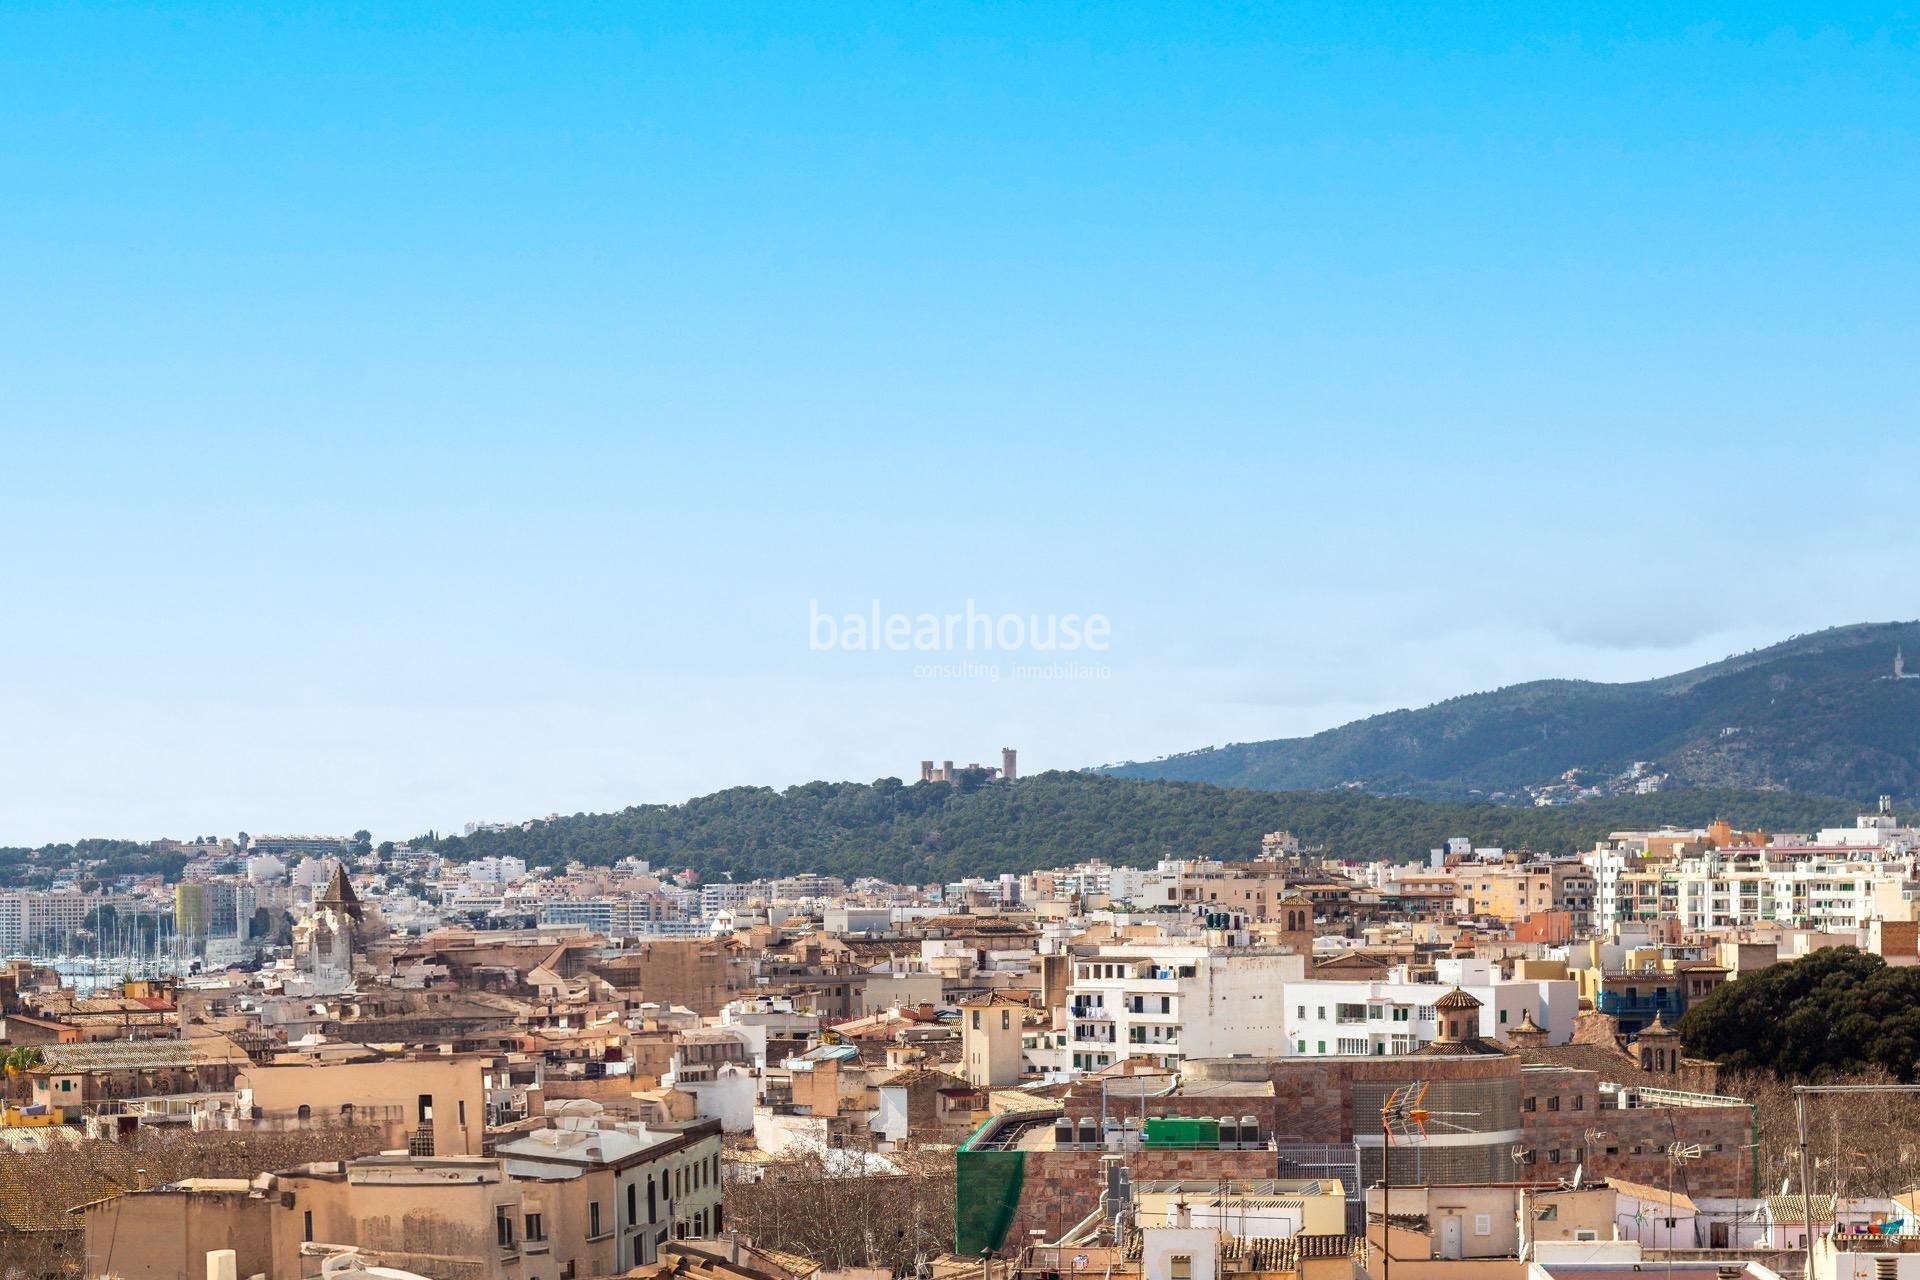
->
[319,861,363,921]
[1506,1008,1549,1050]
[1636,1010,1678,1039]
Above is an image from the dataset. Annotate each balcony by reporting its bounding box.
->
[1126,1007,1181,1022]
[91,1095,230,1123]
[1595,991,1682,1029]
[206,1103,408,1134]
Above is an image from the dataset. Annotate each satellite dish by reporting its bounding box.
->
[1571,1163,1584,1189]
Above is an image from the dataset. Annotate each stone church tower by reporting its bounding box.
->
[1276,892,1315,956]
[292,861,364,992]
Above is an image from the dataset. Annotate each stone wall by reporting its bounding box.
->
[1003,1146,1281,1244]
[1519,1066,1752,1197]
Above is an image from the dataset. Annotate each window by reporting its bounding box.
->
[525,1212,545,1242]
[497,1208,516,1249]
[1169,1256,1193,1280]
[304,1210,314,1243]
[629,1182,638,1226]
[1002,1011,1012,1030]
[1474,1214,1491,1236]
[1574,1230,1598,1242]
[972,1011,981,1030]
[1547,1096,1559,1111]
[590,1202,603,1238]
[459,1100,467,1126]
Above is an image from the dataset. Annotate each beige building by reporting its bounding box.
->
[236,1051,491,1156]
[79,1118,726,1280]
[1363,1182,1616,1278]
[498,1117,726,1268]
[960,992,1029,1087]
[1133,1179,1348,1238]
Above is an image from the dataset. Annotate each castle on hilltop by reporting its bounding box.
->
[920,747,1018,783]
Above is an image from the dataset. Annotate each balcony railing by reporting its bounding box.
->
[91,1095,230,1121]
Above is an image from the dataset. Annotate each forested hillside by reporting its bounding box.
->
[412,772,1865,884]
[1108,621,1920,802]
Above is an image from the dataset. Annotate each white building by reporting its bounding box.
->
[1282,957,1577,1057]
[1065,943,1304,1072]
[718,995,822,1069]
[465,855,528,885]
[662,1032,757,1133]
[699,881,755,917]
[1589,843,1918,933]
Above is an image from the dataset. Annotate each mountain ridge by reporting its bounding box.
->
[1103,621,1920,802]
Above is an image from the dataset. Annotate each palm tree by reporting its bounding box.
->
[2,1045,43,1101]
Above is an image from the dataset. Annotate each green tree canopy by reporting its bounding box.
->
[1678,947,1920,1081]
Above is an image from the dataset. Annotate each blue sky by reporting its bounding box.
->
[2,3,1916,844]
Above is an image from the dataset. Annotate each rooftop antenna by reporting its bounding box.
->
[1663,1141,1702,1280]
[1378,1084,1477,1280]
[1379,1082,1430,1280]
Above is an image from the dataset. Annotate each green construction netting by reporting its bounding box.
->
[955,1148,1027,1257]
